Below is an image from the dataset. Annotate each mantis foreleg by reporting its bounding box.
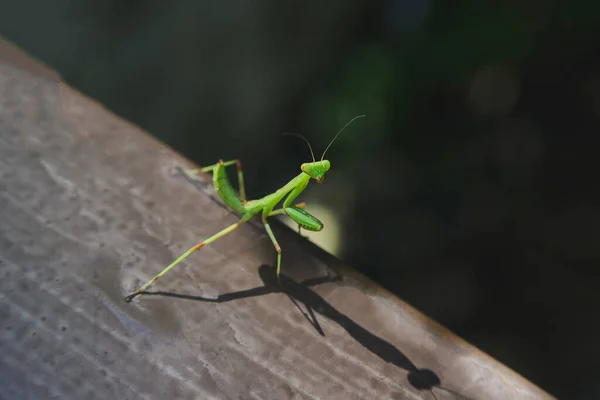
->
[268,202,306,235]
[267,202,306,216]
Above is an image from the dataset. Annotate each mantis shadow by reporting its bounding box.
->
[141,265,470,399]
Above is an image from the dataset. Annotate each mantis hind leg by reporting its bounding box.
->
[184,159,246,201]
[124,217,249,302]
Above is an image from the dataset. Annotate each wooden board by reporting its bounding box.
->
[0,40,553,400]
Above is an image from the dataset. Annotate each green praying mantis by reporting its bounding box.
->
[124,115,365,302]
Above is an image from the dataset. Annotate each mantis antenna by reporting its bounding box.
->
[320,114,366,161]
[282,132,316,162]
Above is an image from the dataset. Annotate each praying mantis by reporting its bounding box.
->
[124,115,365,302]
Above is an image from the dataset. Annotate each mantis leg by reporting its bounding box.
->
[124,217,248,302]
[185,159,246,201]
[267,202,306,217]
[268,203,307,235]
[261,211,283,282]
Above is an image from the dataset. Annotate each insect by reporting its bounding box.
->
[124,115,365,302]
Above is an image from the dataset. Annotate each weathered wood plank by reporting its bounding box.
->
[0,40,553,400]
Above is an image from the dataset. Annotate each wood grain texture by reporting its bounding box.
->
[0,40,553,400]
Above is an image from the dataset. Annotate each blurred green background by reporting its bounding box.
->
[3,1,600,398]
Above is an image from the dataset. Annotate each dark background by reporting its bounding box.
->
[2,1,599,398]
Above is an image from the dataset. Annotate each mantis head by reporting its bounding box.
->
[283,114,365,184]
[301,160,330,183]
